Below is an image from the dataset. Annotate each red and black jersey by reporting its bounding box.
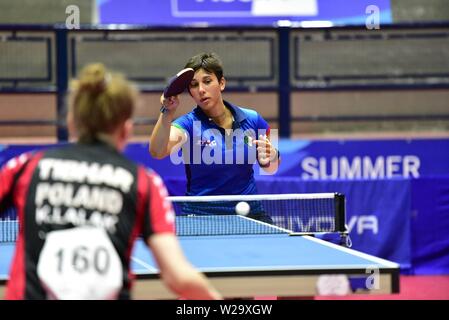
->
[0,141,175,299]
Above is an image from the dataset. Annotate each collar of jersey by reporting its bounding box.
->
[193,100,248,125]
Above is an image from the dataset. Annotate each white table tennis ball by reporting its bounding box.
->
[235,201,250,215]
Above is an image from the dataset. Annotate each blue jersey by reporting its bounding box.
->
[172,100,270,197]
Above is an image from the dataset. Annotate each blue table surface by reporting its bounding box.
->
[1,215,399,279]
[1,233,398,279]
[130,233,398,274]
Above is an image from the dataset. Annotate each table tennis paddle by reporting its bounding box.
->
[160,68,194,113]
[163,68,195,98]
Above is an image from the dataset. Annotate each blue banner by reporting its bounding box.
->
[411,177,449,275]
[273,138,449,179]
[98,0,392,26]
[4,139,448,179]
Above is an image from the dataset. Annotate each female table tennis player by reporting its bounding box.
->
[150,52,280,223]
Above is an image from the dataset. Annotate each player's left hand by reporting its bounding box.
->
[254,135,278,167]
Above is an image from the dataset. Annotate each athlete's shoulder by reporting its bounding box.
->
[173,107,203,132]
[237,106,259,119]
[2,149,44,172]
[0,150,45,198]
[3,152,31,170]
[225,100,259,119]
[177,108,202,123]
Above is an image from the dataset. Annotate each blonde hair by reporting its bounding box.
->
[69,63,137,143]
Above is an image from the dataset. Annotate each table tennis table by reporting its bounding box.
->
[0,215,400,299]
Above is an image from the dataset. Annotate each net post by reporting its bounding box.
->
[334,193,351,247]
[334,193,346,232]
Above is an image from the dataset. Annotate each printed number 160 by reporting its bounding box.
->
[56,246,110,275]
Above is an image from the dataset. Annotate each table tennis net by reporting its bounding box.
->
[0,208,18,243]
[169,193,346,236]
[0,193,346,241]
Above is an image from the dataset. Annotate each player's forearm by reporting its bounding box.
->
[160,261,222,299]
[170,271,222,300]
[149,113,173,159]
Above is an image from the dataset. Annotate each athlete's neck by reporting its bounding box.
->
[208,108,232,128]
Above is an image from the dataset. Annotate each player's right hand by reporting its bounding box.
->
[160,94,179,115]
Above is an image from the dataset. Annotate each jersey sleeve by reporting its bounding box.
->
[256,112,271,136]
[141,170,175,238]
[0,153,32,215]
[172,114,192,134]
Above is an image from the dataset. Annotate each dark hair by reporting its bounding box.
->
[184,52,224,81]
[69,63,137,143]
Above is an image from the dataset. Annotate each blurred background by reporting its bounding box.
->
[0,0,448,299]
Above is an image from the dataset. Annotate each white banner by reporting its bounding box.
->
[252,0,318,16]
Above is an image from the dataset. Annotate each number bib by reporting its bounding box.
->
[37,227,123,300]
